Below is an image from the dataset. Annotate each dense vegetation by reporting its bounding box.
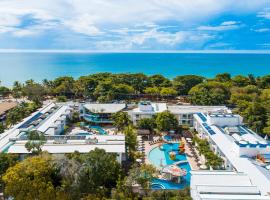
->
[1,72,270,136]
[192,135,224,169]
[0,151,191,200]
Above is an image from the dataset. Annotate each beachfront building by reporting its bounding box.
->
[191,111,270,199]
[128,101,167,125]
[0,101,18,124]
[80,103,126,124]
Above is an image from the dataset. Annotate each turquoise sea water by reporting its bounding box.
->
[0,52,270,86]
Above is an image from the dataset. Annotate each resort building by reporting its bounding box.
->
[129,101,167,125]
[0,101,18,124]
[0,102,126,163]
[7,134,125,163]
[168,105,229,126]
[191,171,270,200]
[80,103,126,124]
[191,111,270,199]
[18,102,73,136]
[128,101,228,126]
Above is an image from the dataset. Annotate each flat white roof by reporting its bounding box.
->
[37,105,69,133]
[191,171,270,200]
[132,103,167,113]
[191,171,253,186]
[194,114,270,196]
[83,103,126,113]
[8,143,125,154]
[198,194,270,200]
[0,103,58,152]
[168,105,228,114]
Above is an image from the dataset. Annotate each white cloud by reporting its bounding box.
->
[254,28,270,32]
[0,0,269,50]
[64,14,102,36]
[95,28,213,50]
[197,21,241,31]
[257,8,270,19]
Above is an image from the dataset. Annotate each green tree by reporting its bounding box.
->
[215,73,231,82]
[113,84,135,99]
[144,87,160,95]
[232,75,250,87]
[137,118,156,134]
[189,82,230,105]
[73,76,98,98]
[3,155,60,200]
[22,81,46,105]
[126,164,156,191]
[53,76,75,97]
[160,87,177,96]
[172,75,204,95]
[93,80,115,102]
[123,125,137,160]
[0,86,10,98]
[0,123,5,134]
[78,148,121,196]
[113,111,131,132]
[25,131,46,154]
[53,156,81,199]
[257,75,270,89]
[0,153,19,191]
[143,188,192,200]
[12,81,23,99]
[148,74,171,87]
[243,102,267,134]
[156,111,178,132]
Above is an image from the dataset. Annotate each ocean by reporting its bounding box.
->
[0,52,270,86]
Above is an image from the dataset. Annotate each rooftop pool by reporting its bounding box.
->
[148,143,191,190]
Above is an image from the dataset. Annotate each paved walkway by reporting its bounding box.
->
[144,140,162,165]
[182,138,201,170]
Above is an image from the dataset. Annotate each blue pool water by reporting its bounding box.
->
[90,125,107,135]
[148,143,191,189]
[76,132,91,136]
[164,135,172,141]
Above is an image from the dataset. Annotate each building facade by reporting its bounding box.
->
[191,111,270,199]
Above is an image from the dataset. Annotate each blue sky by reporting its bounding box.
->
[1,0,270,51]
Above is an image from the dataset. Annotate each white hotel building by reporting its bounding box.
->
[0,102,126,163]
[128,101,228,126]
[191,112,270,200]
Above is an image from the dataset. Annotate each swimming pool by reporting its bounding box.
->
[148,143,191,189]
[84,125,108,135]
[90,126,107,135]
[76,132,91,136]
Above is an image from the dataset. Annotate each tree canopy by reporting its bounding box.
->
[155,111,178,132]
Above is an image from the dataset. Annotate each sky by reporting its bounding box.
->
[1,0,270,51]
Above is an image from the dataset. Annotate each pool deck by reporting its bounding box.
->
[144,140,161,166]
[144,137,201,170]
[182,138,200,170]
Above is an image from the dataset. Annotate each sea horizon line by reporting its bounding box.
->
[1,49,270,54]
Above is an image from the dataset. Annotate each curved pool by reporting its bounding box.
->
[148,143,191,189]
[151,183,165,190]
